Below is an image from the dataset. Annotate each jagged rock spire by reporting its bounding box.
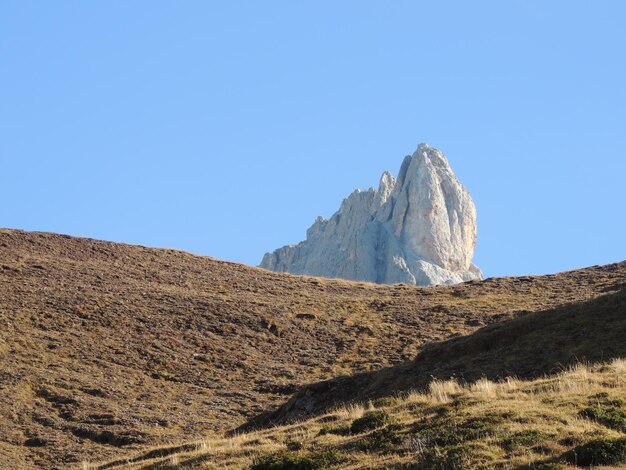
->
[260,144,482,286]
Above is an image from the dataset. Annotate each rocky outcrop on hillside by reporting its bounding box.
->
[261,144,482,285]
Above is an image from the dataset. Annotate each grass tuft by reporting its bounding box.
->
[428,379,461,403]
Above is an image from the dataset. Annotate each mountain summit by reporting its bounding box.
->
[261,144,482,285]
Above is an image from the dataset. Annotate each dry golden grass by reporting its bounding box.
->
[89,360,626,469]
[469,377,498,398]
[428,379,462,403]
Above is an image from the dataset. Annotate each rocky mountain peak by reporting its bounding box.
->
[261,144,482,286]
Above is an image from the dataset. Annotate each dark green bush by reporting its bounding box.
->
[413,443,499,470]
[529,463,567,470]
[565,438,626,466]
[350,411,390,434]
[589,393,624,407]
[413,414,503,446]
[413,445,473,469]
[579,405,626,431]
[285,438,304,451]
[355,424,404,453]
[501,430,552,451]
[371,396,396,408]
[317,425,351,437]
[251,449,342,470]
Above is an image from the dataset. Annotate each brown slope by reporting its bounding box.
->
[246,279,626,429]
[0,228,624,469]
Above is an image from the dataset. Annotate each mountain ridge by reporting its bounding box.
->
[261,144,482,286]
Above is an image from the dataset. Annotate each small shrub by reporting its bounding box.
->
[285,438,304,451]
[501,430,552,451]
[317,425,351,437]
[414,414,504,446]
[558,435,582,447]
[531,464,568,470]
[23,437,48,447]
[251,449,342,470]
[350,411,390,434]
[579,405,626,431]
[565,438,626,466]
[414,446,466,470]
[414,443,497,470]
[371,396,396,408]
[355,424,404,453]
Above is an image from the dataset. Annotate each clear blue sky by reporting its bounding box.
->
[2,1,625,278]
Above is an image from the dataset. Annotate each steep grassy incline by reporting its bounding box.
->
[95,360,626,470]
[250,281,626,427]
[0,229,624,468]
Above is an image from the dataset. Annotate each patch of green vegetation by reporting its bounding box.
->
[412,443,499,470]
[579,405,626,431]
[501,430,552,451]
[565,438,626,466]
[519,463,567,470]
[371,396,396,408]
[317,425,351,437]
[354,424,405,454]
[413,413,504,446]
[350,411,391,434]
[285,438,304,451]
[251,449,343,470]
[449,396,482,410]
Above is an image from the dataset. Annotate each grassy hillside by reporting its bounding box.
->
[90,359,626,469]
[0,229,624,468]
[253,281,626,427]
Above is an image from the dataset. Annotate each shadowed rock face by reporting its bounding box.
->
[261,144,482,286]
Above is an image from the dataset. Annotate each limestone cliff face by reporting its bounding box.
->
[260,144,482,286]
